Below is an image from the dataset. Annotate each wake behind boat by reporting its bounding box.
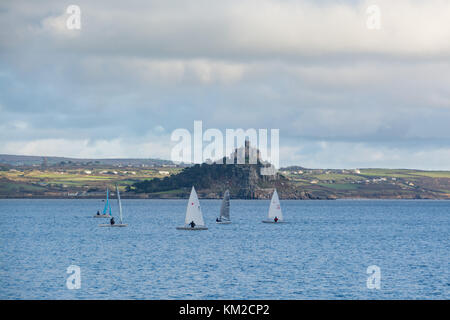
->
[94,188,112,218]
[216,189,231,224]
[99,185,128,227]
[176,186,208,230]
[262,189,285,223]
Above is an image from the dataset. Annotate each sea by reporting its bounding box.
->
[0,199,448,299]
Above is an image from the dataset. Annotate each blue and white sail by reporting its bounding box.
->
[99,185,127,227]
[103,188,112,216]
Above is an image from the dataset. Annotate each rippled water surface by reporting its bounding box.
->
[0,199,449,299]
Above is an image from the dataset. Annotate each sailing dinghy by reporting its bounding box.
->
[94,188,112,218]
[99,185,128,227]
[216,190,231,224]
[262,189,284,223]
[176,186,208,230]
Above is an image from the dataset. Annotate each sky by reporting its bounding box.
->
[1,0,450,169]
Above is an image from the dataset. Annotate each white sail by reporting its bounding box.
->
[116,185,123,224]
[185,186,205,226]
[268,189,283,221]
[220,190,230,221]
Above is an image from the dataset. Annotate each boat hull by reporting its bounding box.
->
[216,221,232,224]
[99,224,128,227]
[262,220,285,223]
[94,215,111,218]
[176,226,208,230]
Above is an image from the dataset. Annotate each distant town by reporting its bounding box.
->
[0,154,449,199]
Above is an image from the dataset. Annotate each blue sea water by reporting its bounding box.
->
[0,199,448,300]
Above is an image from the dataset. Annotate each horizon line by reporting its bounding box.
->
[0,153,449,172]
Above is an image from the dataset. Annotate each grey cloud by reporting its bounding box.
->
[0,0,449,168]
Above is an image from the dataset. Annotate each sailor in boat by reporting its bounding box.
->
[110,217,115,225]
[96,210,100,216]
[216,217,221,223]
[189,221,196,228]
[274,216,279,223]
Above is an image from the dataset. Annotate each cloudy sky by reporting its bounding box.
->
[1,0,450,169]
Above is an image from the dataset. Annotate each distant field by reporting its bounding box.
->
[285,168,450,199]
[0,165,449,199]
[0,166,182,197]
[318,183,359,190]
[359,169,450,179]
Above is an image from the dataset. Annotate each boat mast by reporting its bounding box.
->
[116,184,123,224]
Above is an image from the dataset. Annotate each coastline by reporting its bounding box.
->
[1,195,448,200]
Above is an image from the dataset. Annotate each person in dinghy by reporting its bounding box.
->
[274,216,279,223]
[110,217,115,225]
